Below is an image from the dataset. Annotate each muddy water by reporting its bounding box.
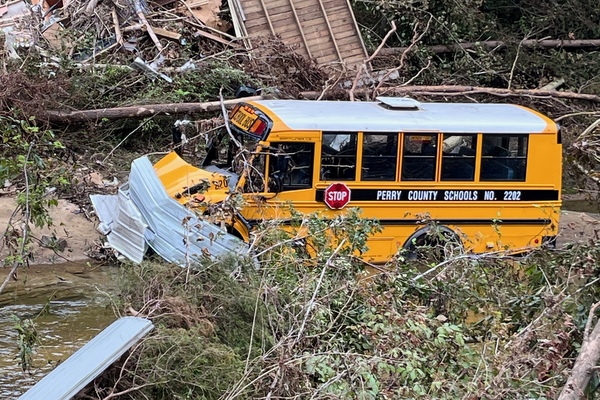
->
[0,262,118,399]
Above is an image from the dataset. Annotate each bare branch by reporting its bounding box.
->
[377,39,600,57]
[349,21,397,101]
[295,239,346,342]
[373,16,432,97]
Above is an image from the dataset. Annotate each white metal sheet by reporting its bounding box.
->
[19,317,153,400]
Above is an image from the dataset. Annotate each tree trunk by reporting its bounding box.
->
[44,96,262,123]
[558,302,600,400]
[299,86,600,103]
[378,39,600,56]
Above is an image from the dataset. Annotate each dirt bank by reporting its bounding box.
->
[0,196,100,265]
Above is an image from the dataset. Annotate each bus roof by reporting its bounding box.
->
[248,98,556,134]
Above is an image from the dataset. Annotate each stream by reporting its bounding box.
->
[0,262,118,399]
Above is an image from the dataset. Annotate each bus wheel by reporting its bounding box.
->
[402,225,462,262]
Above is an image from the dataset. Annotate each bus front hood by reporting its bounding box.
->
[153,151,238,205]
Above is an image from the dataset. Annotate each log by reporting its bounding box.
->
[299,85,600,103]
[558,302,600,400]
[378,39,600,56]
[44,96,263,123]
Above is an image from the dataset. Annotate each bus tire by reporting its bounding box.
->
[402,225,462,262]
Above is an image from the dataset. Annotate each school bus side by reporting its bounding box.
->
[229,100,561,263]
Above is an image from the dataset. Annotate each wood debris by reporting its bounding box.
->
[0,0,240,64]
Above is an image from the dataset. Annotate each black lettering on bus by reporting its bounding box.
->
[212,179,224,190]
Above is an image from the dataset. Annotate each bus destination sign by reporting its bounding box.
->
[230,106,258,131]
[316,189,559,203]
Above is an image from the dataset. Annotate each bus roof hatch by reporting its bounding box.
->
[376,97,421,110]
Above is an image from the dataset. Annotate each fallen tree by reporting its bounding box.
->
[558,302,600,400]
[377,39,600,56]
[44,96,263,123]
[43,87,600,126]
[300,86,600,103]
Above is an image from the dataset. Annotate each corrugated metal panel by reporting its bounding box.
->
[19,317,153,400]
[128,156,247,265]
[90,155,248,266]
[89,193,118,235]
[90,184,149,264]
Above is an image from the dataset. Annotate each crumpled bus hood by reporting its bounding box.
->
[153,151,237,205]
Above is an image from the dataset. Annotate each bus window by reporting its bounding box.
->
[441,134,477,181]
[361,133,398,181]
[401,133,437,181]
[481,135,528,181]
[268,142,314,192]
[321,133,357,181]
[243,152,266,193]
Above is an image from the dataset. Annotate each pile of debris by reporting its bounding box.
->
[1,0,242,70]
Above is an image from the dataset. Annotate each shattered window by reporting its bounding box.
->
[361,133,398,181]
[321,132,357,181]
[268,142,314,192]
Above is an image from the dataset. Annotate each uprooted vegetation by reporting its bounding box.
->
[2,0,600,397]
[72,210,600,399]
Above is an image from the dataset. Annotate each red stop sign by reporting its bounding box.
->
[324,182,351,209]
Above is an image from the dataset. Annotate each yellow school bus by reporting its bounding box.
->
[154,97,561,263]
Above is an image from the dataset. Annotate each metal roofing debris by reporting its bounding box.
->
[131,56,173,83]
[19,317,153,400]
[91,155,248,266]
[91,184,149,264]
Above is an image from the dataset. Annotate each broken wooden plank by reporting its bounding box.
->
[185,0,210,8]
[192,28,241,48]
[153,27,182,41]
[133,0,163,52]
[112,6,123,44]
